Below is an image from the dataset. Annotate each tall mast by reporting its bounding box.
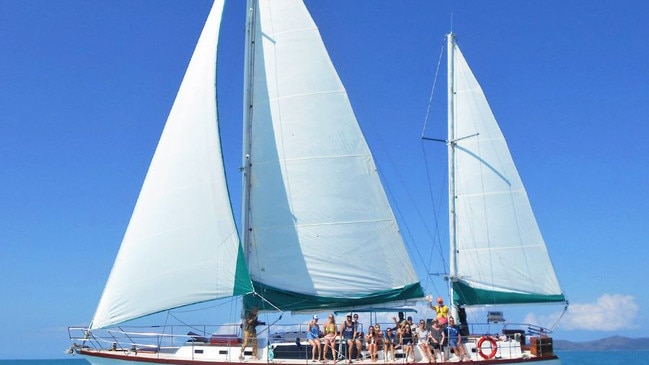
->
[446,32,459,319]
[242,0,257,263]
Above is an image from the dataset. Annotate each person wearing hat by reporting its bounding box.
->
[429,296,449,326]
[307,315,323,363]
[446,317,470,362]
[406,316,416,332]
[340,313,356,363]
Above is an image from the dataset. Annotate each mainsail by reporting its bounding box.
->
[242,0,424,311]
[447,35,565,306]
[90,0,423,328]
[90,0,252,330]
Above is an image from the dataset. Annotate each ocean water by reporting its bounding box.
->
[557,350,649,364]
[3,352,649,365]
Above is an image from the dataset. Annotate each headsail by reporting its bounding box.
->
[447,34,564,306]
[90,0,252,329]
[242,0,424,311]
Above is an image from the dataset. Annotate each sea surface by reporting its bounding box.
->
[3,352,649,365]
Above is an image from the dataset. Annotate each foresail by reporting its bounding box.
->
[90,0,252,329]
[450,43,564,306]
[243,0,424,311]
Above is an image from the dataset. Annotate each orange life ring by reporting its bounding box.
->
[477,336,498,359]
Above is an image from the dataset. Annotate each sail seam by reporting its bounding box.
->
[254,218,395,230]
[457,188,526,198]
[253,154,371,164]
[267,89,347,101]
[267,26,318,38]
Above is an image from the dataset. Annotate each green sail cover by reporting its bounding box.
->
[453,281,566,306]
[245,282,425,312]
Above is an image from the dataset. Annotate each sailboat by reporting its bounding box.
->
[68,1,566,365]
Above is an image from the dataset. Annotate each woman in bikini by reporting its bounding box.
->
[323,314,338,363]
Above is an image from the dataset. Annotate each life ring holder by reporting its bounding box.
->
[477,336,498,359]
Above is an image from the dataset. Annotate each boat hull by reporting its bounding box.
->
[79,345,560,365]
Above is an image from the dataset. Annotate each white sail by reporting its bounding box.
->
[90,0,252,330]
[242,0,423,310]
[448,37,564,305]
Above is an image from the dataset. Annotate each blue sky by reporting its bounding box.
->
[1,0,648,359]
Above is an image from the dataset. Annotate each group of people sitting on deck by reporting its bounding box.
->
[304,297,471,364]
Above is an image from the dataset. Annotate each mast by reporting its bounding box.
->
[242,0,257,264]
[446,32,459,320]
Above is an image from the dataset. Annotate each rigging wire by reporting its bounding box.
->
[420,40,446,139]
[418,38,451,298]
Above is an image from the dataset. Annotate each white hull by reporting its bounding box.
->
[77,337,560,365]
[80,351,559,365]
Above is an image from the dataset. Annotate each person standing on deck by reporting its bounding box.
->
[240,306,262,360]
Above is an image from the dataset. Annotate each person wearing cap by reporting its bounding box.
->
[406,316,416,332]
[340,313,356,363]
[446,317,470,362]
[307,315,323,363]
[428,296,449,327]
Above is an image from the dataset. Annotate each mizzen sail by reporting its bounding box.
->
[448,37,564,306]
